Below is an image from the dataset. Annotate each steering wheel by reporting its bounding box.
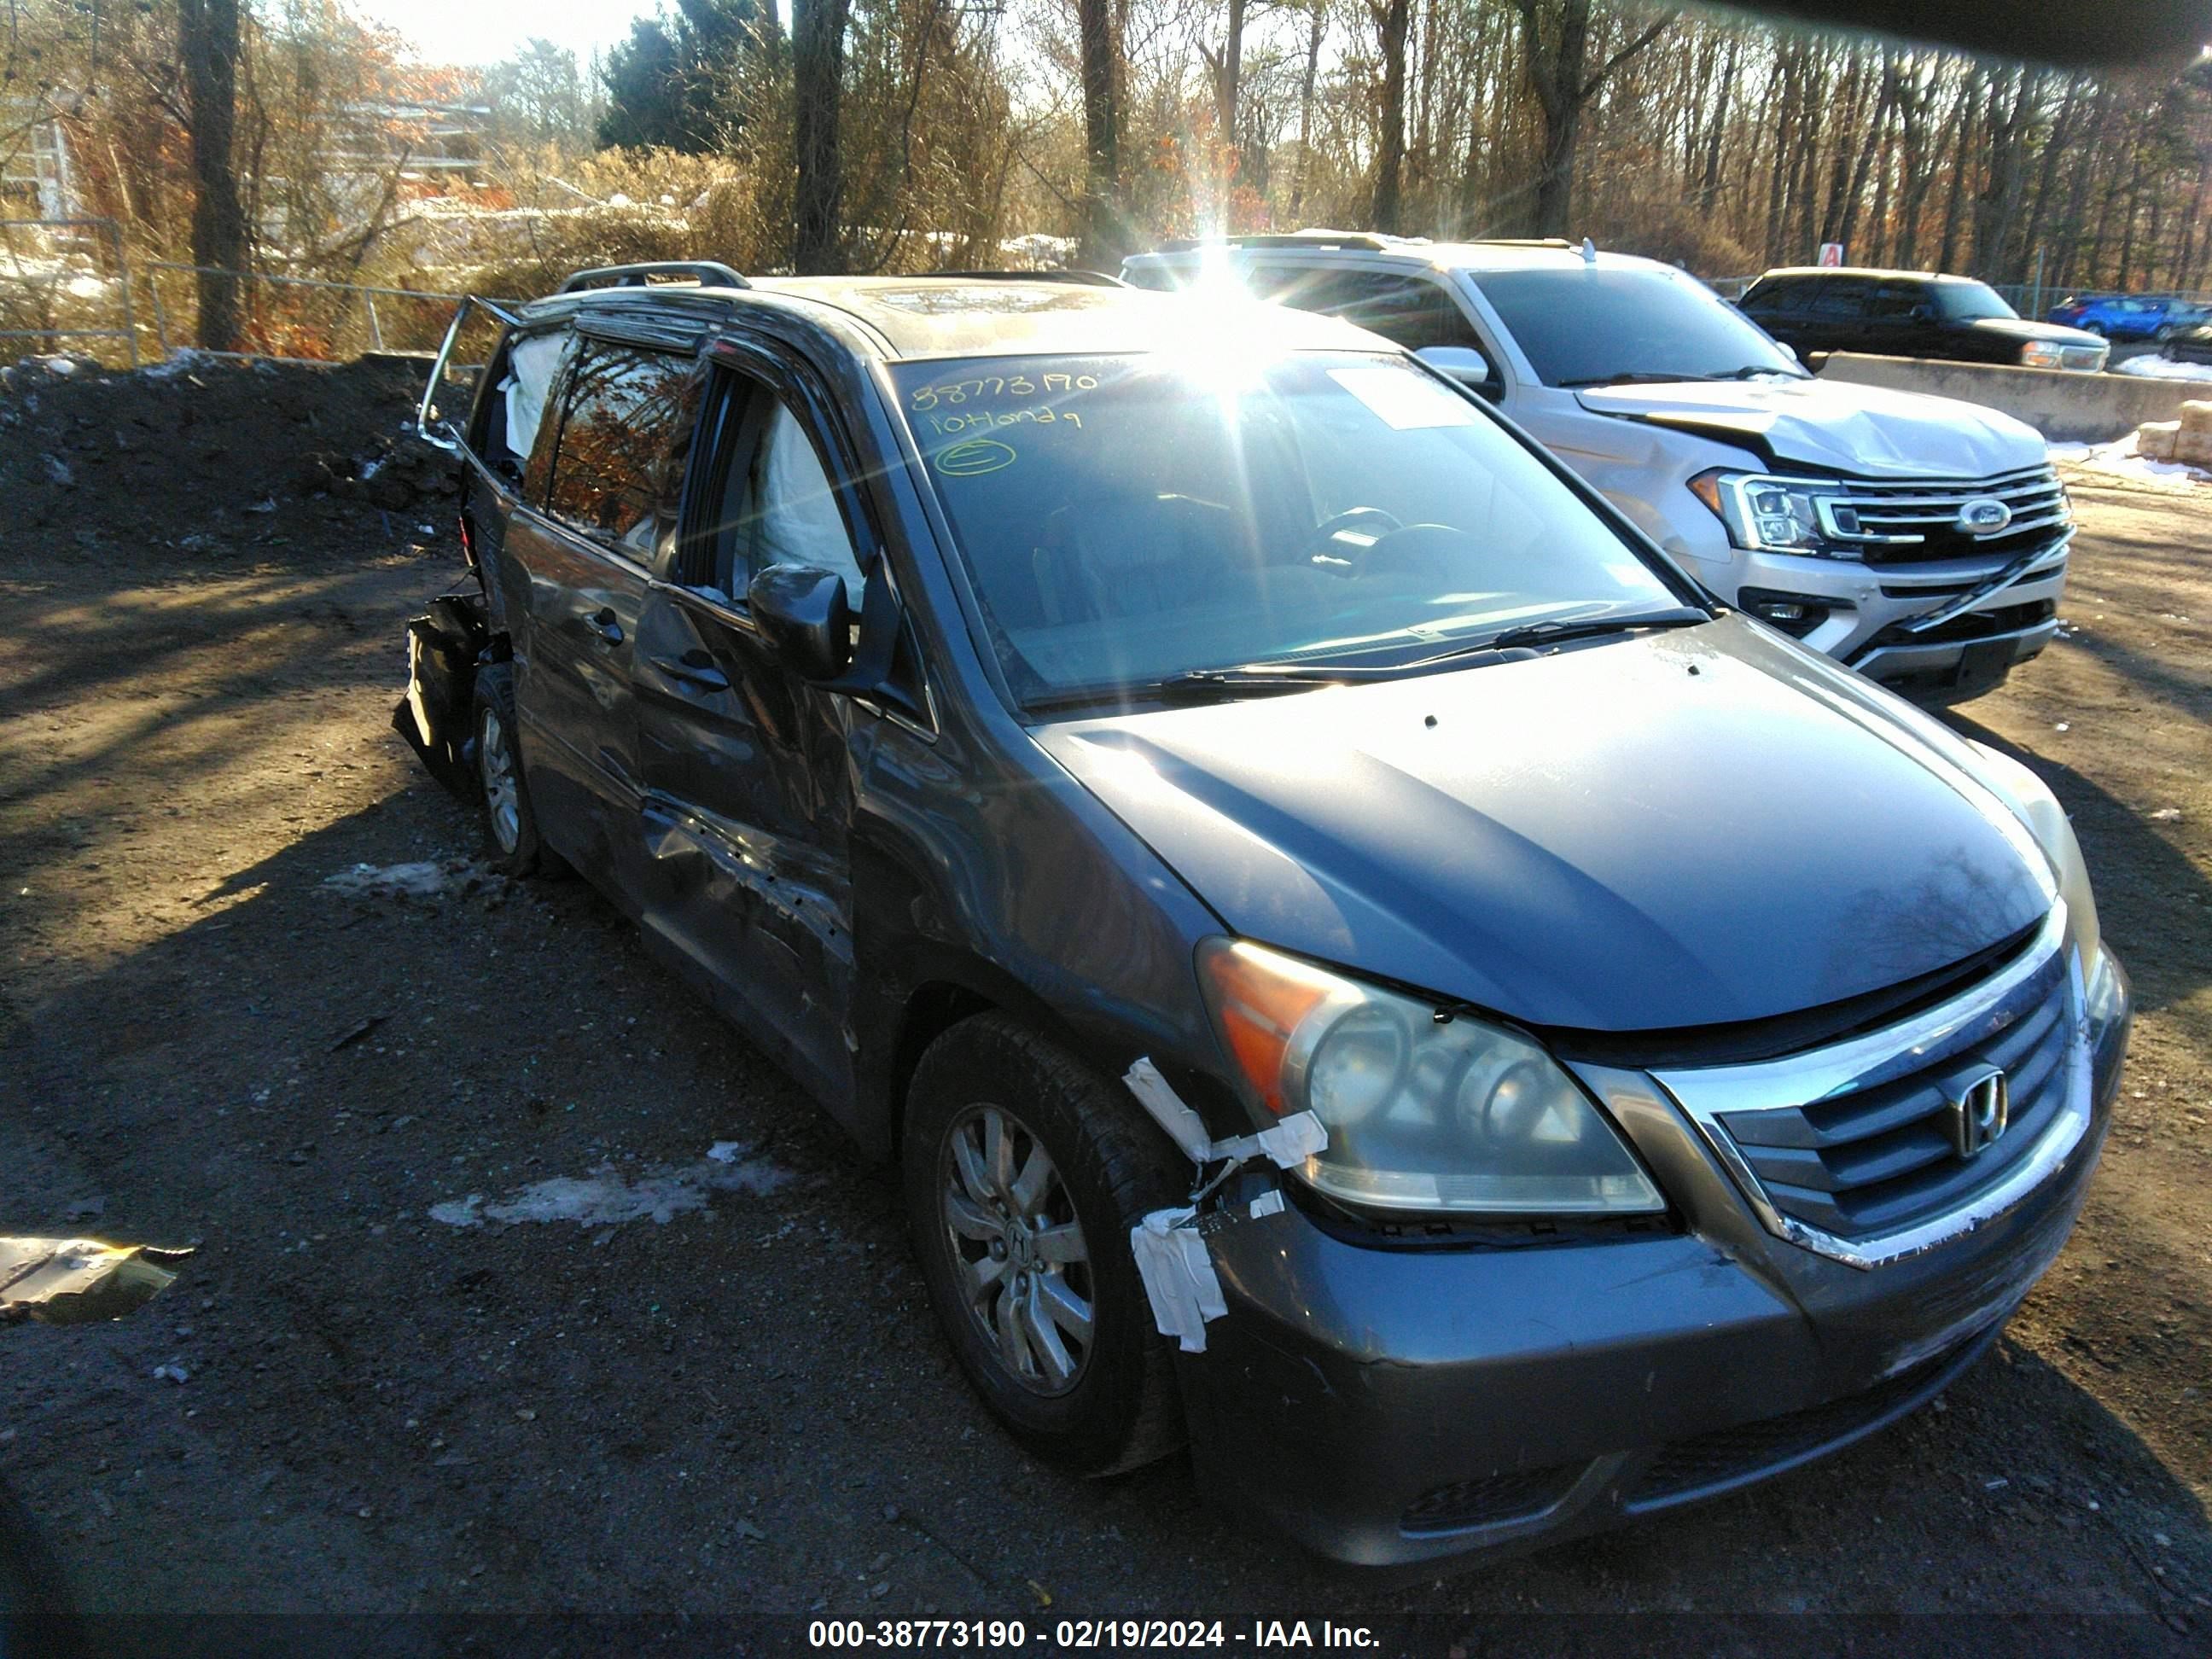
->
[1303,508,1406,570]
[1359,521,1474,578]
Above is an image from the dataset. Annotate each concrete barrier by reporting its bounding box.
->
[1814,352,2204,444]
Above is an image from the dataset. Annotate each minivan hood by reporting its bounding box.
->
[1573,375,2046,478]
[1039,618,2052,1035]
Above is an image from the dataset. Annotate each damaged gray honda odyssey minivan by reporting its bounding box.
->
[406,265,2129,1568]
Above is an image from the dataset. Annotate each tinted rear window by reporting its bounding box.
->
[543,344,701,555]
[1471,267,1799,387]
[1935,282,2018,321]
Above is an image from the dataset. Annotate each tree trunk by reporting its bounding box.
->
[1836,63,1894,257]
[1215,0,1247,160]
[1936,69,1982,272]
[2017,80,2080,285]
[1891,61,1927,268]
[1516,0,1589,237]
[2052,80,2111,286]
[1817,58,1866,248]
[1698,34,1739,211]
[1371,0,1411,232]
[1290,1,1325,221]
[178,0,245,351]
[791,0,852,275]
[1076,0,1123,266]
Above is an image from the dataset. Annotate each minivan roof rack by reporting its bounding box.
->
[925,269,1126,287]
[558,261,750,294]
[1152,231,1411,253]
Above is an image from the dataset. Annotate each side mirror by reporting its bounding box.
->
[1416,345,1496,390]
[1778,341,1802,364]
[748,564,852,682]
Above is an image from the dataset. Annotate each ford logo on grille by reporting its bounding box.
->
[1957,496,2013,534]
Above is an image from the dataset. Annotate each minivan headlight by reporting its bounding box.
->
[1688,469,1854,556]
[1965,741,2100,969]
[1196,939,1664,1216]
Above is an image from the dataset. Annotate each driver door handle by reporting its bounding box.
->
[591,607,624,645]
[650,654,730,692]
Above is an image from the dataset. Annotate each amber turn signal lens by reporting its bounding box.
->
[1197,940,1339,1114]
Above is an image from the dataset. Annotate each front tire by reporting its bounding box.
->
[469,662,554,877]
[902,1015,1186,1475]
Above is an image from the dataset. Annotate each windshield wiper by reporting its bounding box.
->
[1556,371,1707,388]
[1022,665,1369,715]
[1147,666,1382,702]
[1024,620,1703,713]
[1559,366,1802,388]
[1481,608,1709,653]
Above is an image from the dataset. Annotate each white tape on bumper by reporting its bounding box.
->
[1130,1208,1225,1353]
[1121,1058,1327,1170]
[1122,1057,1217,1164]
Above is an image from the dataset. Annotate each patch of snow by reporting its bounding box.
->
[322,859,485,900]
[2114,353,2212,381]
[2050,432,2203,491]
[432,1150,789,1230]
[143,349,218,381]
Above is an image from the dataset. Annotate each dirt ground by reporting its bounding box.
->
[2,360,2208,1656]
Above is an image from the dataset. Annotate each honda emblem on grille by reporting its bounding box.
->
[1956,497,2013,535]
[1949,1066,2011,1158]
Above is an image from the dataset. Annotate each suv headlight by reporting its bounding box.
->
[1196,939,1664,1217]
[2020,341,2067,370]
[1688,469,1857,556]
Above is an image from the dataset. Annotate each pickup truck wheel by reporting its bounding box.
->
[470,663,554,878]
[902,1014,1186,1476]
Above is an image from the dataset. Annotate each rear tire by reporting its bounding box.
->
[469,662,555,878]
[902,1014,1187,1476]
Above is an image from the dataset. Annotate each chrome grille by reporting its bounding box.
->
[1710,952,2071,1241]
[1651,905,2094,1269]
[1819,464,2070,564]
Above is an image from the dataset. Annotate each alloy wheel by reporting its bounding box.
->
[939,1103,1096,1396]
[479,705,521,854]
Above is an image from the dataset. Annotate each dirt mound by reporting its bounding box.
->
[0,352,463,562]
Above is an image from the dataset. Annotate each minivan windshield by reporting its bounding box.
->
[1933,281,2020,322]
[1470,266,1805,387]
[894,351,1697,711]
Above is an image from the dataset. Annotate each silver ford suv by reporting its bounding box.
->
[1123,233,2072,707]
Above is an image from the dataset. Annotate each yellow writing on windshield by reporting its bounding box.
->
[909,372,1097,411]
[923,406,1082,435]
[934,439,1019,477]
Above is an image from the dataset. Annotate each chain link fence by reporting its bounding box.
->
[1,216,480,371]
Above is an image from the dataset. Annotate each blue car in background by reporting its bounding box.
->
[2047,293,2211,340]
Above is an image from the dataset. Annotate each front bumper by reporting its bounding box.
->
[1730,539,2069,705]
[1176,952,2128,1570]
